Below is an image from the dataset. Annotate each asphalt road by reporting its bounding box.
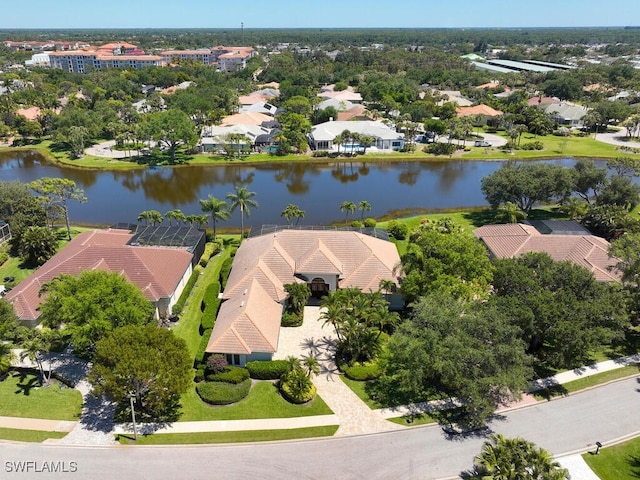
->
[1,376,638,480]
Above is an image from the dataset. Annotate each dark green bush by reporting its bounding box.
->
[0,252,8,266]
[172,267,200,315]
[363,218,377,228]
[520,141,544,150]
[280,379,316,404]
[424,142,456,155]
[281,311,303,327]
[387,220,409,240]
[201,282,221,330]
[350,220,363,228]
[342,363,382,381]
[206,366,250,384]
[220,257,233,289]
[246,360,290,380]
[196,379,251,405]
[195,328,212,366]
[312,150,330,157]
[194,366,205,383]
[199,242,221,267]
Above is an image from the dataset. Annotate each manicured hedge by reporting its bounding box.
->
[199,241,222,267]
[363,218,377,227]
[200,282,221,330]
[172,267,201,315]
[196,379,251,405]
[280,380,316,404]
[342,363,382,381]
[219,257,233,289]
[246,360,290,380]
[206,366,250,384]
[195,328,212,366]
[281,311,303,327]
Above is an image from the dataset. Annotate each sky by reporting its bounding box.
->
[1,0,639,29]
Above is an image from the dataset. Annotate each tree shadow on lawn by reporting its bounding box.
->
[462,207,569,229]
[607,328,640,359]
[13,372,40,396]
[626,453,640,478]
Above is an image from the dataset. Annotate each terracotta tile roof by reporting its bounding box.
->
[337,105,371,121]
[206,278,282,354]
[221,112,274,126]
[223,230,402,302]
[15,106,42,121]
[5,229,193,322]
[456,104,503,117]
[474,223,622,282]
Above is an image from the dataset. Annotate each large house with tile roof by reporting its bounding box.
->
[473,222,622,282]
[6,228,201,327]
[206,229,402,365]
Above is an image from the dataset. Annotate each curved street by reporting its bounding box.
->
[1,376,638,479]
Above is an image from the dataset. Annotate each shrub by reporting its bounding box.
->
[281,311,303,327]
[363,218,377,227]
[200,282,221,330]
[205,354,227,374]
[520,141,544,150]
[172,267,201,315]
[199,242,222,267]
[424,142,456,155]
[312,150,330,157]
[196,379,251,405]
[342,362,382,381]
[206,366,250,384]
[195,328,212,366]
[0,252,8,266]
[246,360,290,380]
[350,220,363,228]
[219,257,233,289]
[280,378,316,404]
[194,366,205,383]
[386,220,409,240]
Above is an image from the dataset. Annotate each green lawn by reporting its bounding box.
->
[388,413,438,427]
[117,425,339,445]
[0,372,82,420]
[0,427,68,443]
[171,248,231,359]
[178,381,332,421]
[340,377,383,409]
[533,365,640,400]
[583,435,640,480]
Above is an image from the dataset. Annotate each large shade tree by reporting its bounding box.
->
[89,324,192,421]
[29,177,86,241]
[39,270,156,357]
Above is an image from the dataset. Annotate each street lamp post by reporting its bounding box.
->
[127,393,138,440]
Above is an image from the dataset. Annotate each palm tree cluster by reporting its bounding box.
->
[135,184,259,240]
[474,434,569,480]
[333,130,376,155]
[280,204,306,226]
[340,200,371,224]
[279,355,320,404]
[320,288,399,364]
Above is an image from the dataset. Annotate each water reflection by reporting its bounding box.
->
[0,150,591,227]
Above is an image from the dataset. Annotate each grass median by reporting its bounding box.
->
[0,427,68,443]
[116,425,339,445]
[583,435,640,480]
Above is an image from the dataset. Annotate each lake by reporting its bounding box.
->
[0,150,586,227]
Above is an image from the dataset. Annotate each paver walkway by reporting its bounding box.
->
[274,306,402,436]
[557,454,601,480]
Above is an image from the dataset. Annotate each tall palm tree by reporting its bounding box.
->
[340,201,356,225]
[358,200,371,221]
[226,185,258,238]
[164,209,185,226]
[281,203,305,226]
[199,195,230,240]
[137,210,163,226]
[496,201,526,224]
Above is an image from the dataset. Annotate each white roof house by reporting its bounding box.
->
[309,120,404,152]
[200,124,271,152]
[317,98,356,111]
[543,103,589,127]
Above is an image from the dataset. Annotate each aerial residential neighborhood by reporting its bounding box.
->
[1,5,640,478]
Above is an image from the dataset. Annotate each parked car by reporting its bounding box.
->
[474,140,491,147]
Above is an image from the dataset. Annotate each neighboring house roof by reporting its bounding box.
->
[239,101,279,115]
[223,229,402,303]
[475,80,501,90]
[310,120,403,142]
[200,124,270,144]
[543,103,589,122]
[431,90,474,107]
[317,98,356,111]
[15,106,42,121]
[461,53,485,61]
[221,112,274,126]
[456,104,503,117]
[473,223,622,282]
[318,90,363,102]
[206,278,282,355]
[337,105,371,122]
[5,229,193,322]
[527,96,561,106]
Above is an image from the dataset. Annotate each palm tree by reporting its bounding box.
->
[19,330,52,385]
[281,204,305,226]
[301,356,320,378]
[496,201,526,224]
[137,210,163,226]
[333,133,343,154]
[164,209,185,226]
[358,200,371,221]
[0,341,15,377]
[199,195,230,240]
[359,134,376,154]
[475,434,569,480]
[559,196,589,220]
[226,185,258,238]
[340,201,356,225]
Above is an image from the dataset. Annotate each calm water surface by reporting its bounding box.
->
[0,150,587,227]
